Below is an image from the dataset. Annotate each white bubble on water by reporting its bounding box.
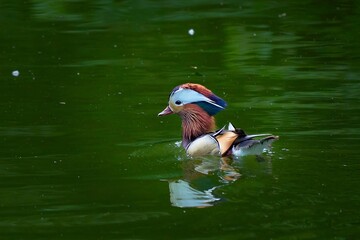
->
[12,70,20,77]
[188,28,195,36]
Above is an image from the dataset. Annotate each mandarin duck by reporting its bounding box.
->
[158,83,278,157]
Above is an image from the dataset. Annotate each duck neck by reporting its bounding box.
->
[179,104,216,148]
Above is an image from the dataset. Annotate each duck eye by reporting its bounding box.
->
[175,100,182,105]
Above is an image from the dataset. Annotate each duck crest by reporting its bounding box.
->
[179,83,227,110]
[180,83,213,98]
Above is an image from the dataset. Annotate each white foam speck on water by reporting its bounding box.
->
[188,28,195,36]
[12,70,20,77]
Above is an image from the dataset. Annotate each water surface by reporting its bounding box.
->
[1,1,359,239]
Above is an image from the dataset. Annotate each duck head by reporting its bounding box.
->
[158,83,227,148]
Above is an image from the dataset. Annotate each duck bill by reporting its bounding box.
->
[158,105,173,116]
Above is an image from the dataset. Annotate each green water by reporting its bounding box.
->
[1,1,360,239]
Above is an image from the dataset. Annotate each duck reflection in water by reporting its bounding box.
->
[167,151,274,208]
[158,83,278,208]
[168,156,240,208]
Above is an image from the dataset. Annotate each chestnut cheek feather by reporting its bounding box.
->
[180,104,216,146]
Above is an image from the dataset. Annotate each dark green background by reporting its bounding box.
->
[1,1,359,239]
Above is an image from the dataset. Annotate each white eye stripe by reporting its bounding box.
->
[170,89,211,105]
[170,87,183,98]
[170,88,225,112]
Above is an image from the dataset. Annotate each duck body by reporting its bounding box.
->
[186,123,278,157]
[158,83,278,157]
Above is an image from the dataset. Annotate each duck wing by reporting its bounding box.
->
[215,131,239,156]
[232,135,279,156]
